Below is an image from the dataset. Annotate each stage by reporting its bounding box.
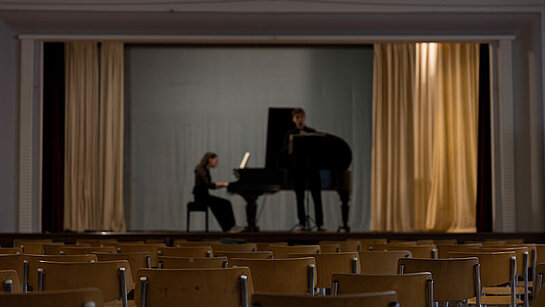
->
[1,231,544,247]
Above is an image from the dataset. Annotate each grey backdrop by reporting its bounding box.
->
[124,45,374,231]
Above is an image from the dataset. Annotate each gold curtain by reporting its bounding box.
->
[64,41,126,232]
[371,42,479,232]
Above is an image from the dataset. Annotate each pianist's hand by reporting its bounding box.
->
[216,182,229,188]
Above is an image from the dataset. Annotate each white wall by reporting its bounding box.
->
[0,19,18,232]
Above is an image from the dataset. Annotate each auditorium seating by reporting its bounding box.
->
[135,267,253,307]
[0,269,21,293]
[157,246,213,257]
[358,250,411,274]
[268,244,320,259]
[332,272,432,307]
[158,256,228,269]
[214,251,273,260]
[251,291,399,307]
[0,288,104,307]
[95,252,151,278]
[230,257,316,295]
[0,247,22,254]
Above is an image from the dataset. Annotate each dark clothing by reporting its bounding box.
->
[193,166,235,231]
[285,125,324,227]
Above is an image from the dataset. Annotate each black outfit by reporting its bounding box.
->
[285,126,324,227]
[193,166,236,231]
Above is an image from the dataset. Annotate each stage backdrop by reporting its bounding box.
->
[124,45,374,231]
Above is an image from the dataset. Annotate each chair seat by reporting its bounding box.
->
[188,202,207,211]
[483,286,529,295]
[468,296,524,305]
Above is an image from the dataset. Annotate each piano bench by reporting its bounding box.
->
[186,201,209,232]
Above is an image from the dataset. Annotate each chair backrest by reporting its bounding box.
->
[254,242,287,251]
[359,250,411,274]
[448,251,516,287]
[212,243,258,252]
[416,240,435,245]
[21,242,63,255]
[287,252,359,288]
[332,272,432,307]
[135,267,254,307]
[269,245,320,259]
[251,291,399,307]
[388,244,437,258]
[319,244,341,253]
[174,240,220,247]
[0,254,24,288]
[0,247,22,255]
[436,243,482,258]
[0,269,21,293]
[76,239,118,246]
[45,245,117,255]
[36,260,133,305]
[433,239,458,245]
[157,246,213,258]
[25,254,98,291]
[0,287,104,307]
[230,257,316,295]
[214,251,274,260]
[398,257,479,303]
[475,246,528,276]
[95,252,151,278]
[536,244,545,264]
[359,239,388,251]
[158,256,228,269]
[117,244,161,267]
[320,240,362,252]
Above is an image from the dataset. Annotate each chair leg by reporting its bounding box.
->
[205,207,209,232]
[186,207,190,232]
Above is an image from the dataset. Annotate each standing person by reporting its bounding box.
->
[193,152,242,232]
[285,108,326,232]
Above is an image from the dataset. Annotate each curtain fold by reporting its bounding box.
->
[64,41,126,232]
[371,42,479,232]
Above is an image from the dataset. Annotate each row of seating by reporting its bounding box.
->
[1,238,544,306]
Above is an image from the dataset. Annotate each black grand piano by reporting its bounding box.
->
[228,108,352,232]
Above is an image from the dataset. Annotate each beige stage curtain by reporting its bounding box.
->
[64,41,126,232]
[371,42,479,232]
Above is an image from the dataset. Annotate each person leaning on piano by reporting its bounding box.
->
[193,152,243,233]
[285,108,326,232]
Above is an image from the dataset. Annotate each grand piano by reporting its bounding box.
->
[228,108,352,232]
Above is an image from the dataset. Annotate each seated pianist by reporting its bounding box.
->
[193,152,243,233]
[285,108,326,232]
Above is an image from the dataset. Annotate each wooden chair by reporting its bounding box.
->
[0,269,21,293]
[135,267,253,307]
[332,272,433,307]
[416,240,435,245]
[0,287,104,307]
[448,251,523,306]
[44,245,117,255]
[251,291,400,307]
[173,240,220,247]
[398,257,481,305]
[433,239,458,245]
[254,242,287,251]
[320,240,362,252]
[287,252,359,290]
[0,254,25,291]
[117,244,162,268]
[19,242,63,255]
[35,260,133,307]
[436,243,482,258]
[359,239,388,252]
[230,257,316,295]
[358,250,411,274]
[535,263,545,306]
[25,254,98,292]
[388,244,437,259]
[76,239,118,246]
[214,251,274,260]
[95,252,151,279]
[0,247,22,254]
[157,246,213,258]
[269,245,320,259]
[320,244,341,253]
[158,256,228,269]
[212,243,258,252]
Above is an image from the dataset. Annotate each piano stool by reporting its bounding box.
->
[186,201,209,232]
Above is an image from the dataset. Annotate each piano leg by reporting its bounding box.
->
[337,189,350,232]
[242,195,260,232]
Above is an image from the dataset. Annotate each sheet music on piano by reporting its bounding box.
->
[239,152,251,169]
